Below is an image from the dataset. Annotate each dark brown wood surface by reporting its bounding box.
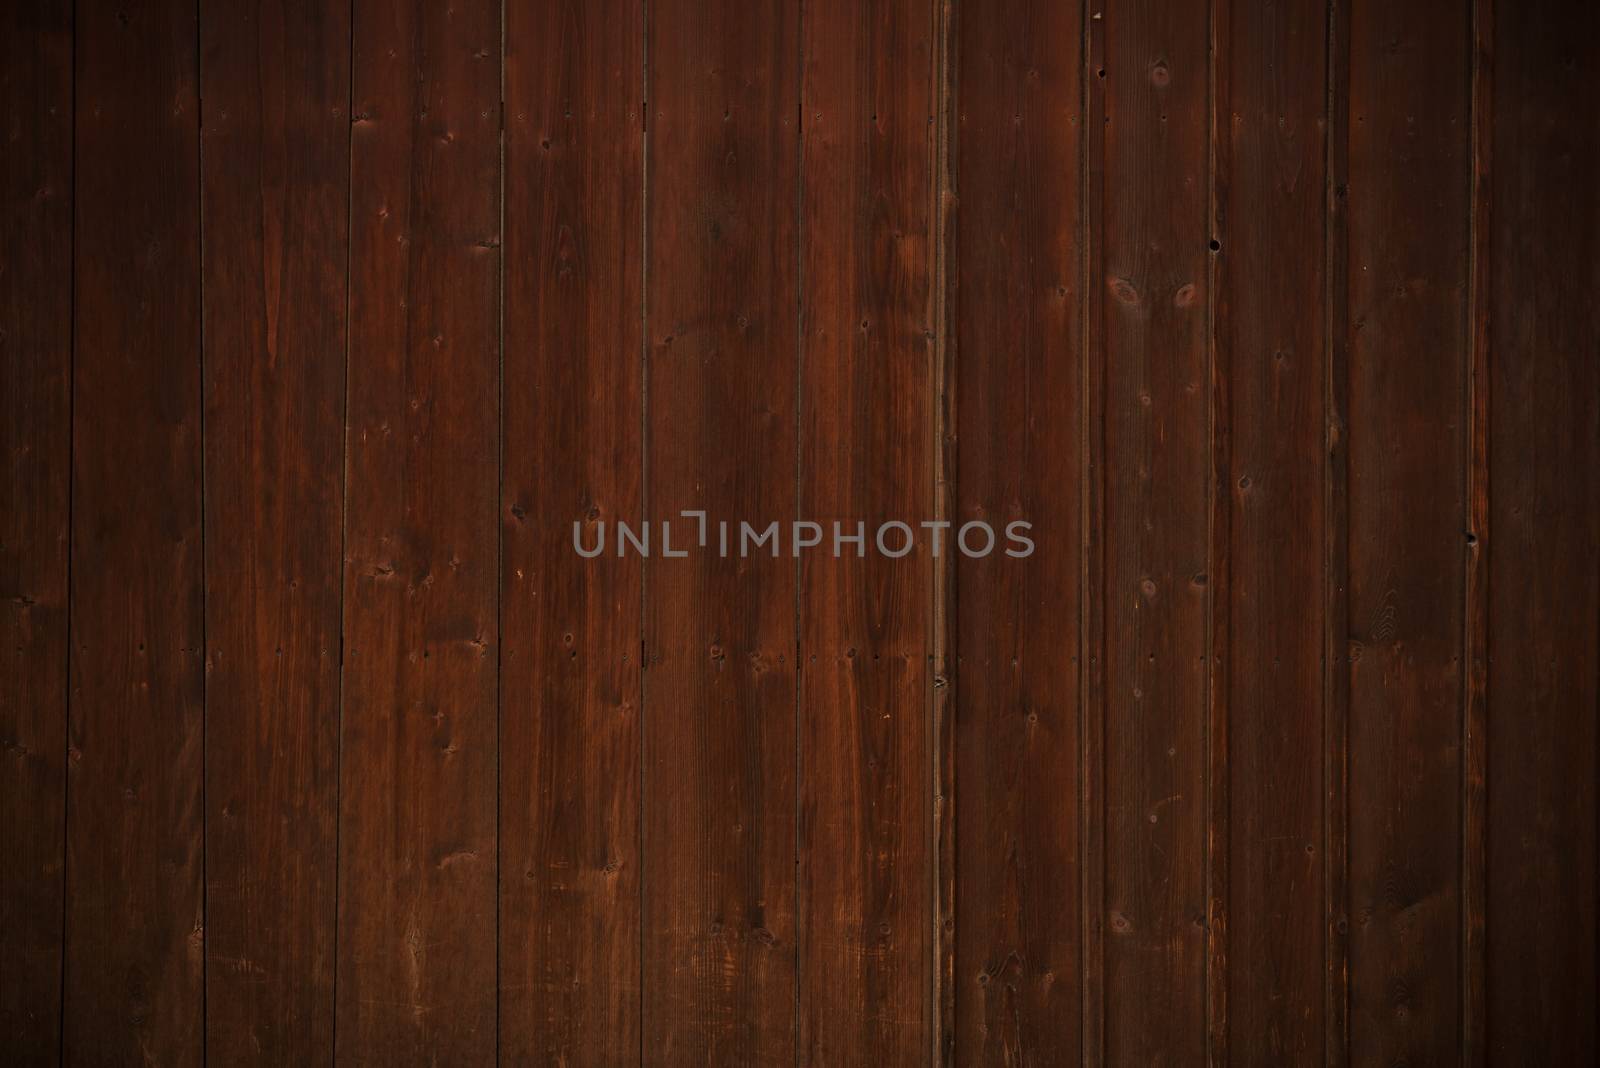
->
[799,0,935,1062]
[65,0,206,1062]
[200,1,348,1060]
[0,0,71,1055]
[500,0,644,1061]
[1215,2,1329,1062]
[1098,3,1211,1063]
[950,0,1086,1062]
[3,0,1597,1064]
[1485,0,1599,1061]
[337,0,501,1059]
[642,1,800,1062]
[1345,0,1471,1062]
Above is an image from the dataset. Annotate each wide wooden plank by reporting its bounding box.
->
[500,0,644,1061]
[1098,2,1211,1063]
[336,0,500,1059]
[1343,0,1471,1062]
[199,1,349,1060]
[948,0,1085,1063]
[1214,1,1329,1061]
[0,0,72,1056]
[65,0,205,1061]
[1485,0,1599,1060]
[798,0,935,1061]
[642,0,800,1062]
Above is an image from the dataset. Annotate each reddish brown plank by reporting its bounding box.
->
[948,0,1086,1062]
[797,0,935,1062]
[1214,1,1329,1061]
[500,0,644,1061]
[1098,2,1211,1063]
[199,1,349,1060]
[1344,0,1471,1062]
[65,0,205,1061]
[1322,1,1353,1061]
[642,0,800,1062]
[0,0,71,1056]
[1461,0,1493,1062]
[1081,6,1108,1062]
[1485,0,1599,1060]
[336,0,500,1059]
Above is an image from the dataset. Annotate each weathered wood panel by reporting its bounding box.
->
[200,2,349,1059]
[501,0,644,1061]
[1344,0,1473,1062]
[1485,0,1599,1060]
[0,0,71,1057]
[1098,3,1212,1063]
[643,1,800,1063]
[0,4,1594,1063]
[336,0,501,1058]
[1215,1,1330,1061]
[949,0,1086,1062]
[798,0,936,1061]
[65,0,205,1061]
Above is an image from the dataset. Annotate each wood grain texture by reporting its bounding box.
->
[642,0,800,1062]
[199,2,349,1060]
[1485,0,1599,1060]
[1344,0,1471,1062]
[949,0,1085,1062]
[500,0,644,1061]
[65,0,205,1061]
[1098,2,1211,1063]
[0,0,71,1057]
[1214,1,1329,1061]
[1322,1,1354,1061]
[798,0,935,1061]
[336,0,501,1059]
[4,5,1600,1062]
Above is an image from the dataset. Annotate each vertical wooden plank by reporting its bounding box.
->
[931,5,958,1064]
[1461,0,1492,1062]
[1214,1,1328,1062]
[797,0,934,1062]
[1485,0,1599,1060]
[1322,0,1353,1061]
[1081,5,1108,1062]
[642,0,799,1062]
[337,0,501,1059]
[947,0,1085,1062]
[0,0,71,1056]
[1098,2,1211,1063]
[66,0,204,1061]
[1344,0,1471,1062]
[500,0,643,1061]
[199,1,349,1060]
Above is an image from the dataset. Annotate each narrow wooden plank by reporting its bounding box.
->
[1461,0,1493,1063]
[1098,2,1211,1063]
[500,0,644,1061]
[642,0,799,1061]
[65,0,205,1061]
[1485,0,1599,1060]
[1323,0,1353,1062]
[337,0,500,1058]
[199,1,349,1060]
[1214,1,1329,1061]
[798,0,935,1061]
[1081,6,1108,1062]
[931,5,958,1063]
[0,0,72,1056]
[1344,0,1471,1062]
[948,0,1085,1062]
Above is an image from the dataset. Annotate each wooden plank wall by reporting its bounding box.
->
[1,0,1596,1064]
